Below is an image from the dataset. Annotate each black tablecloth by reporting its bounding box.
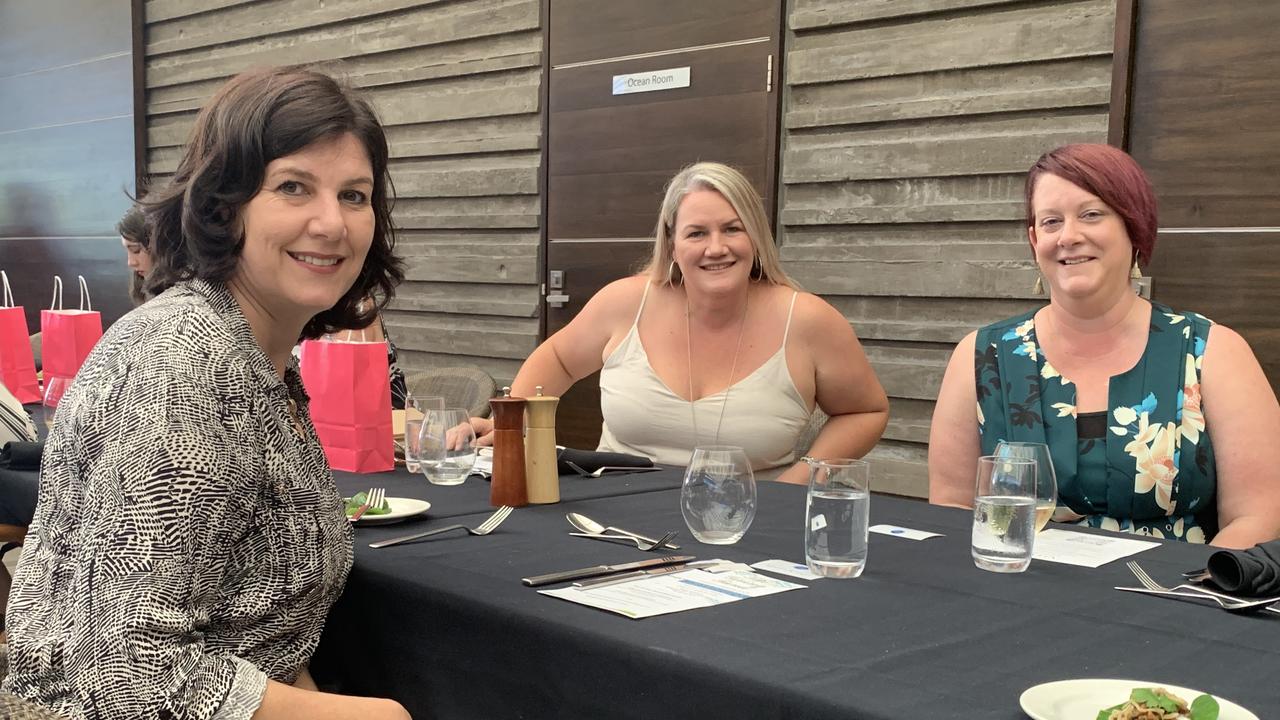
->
[311,481,1280,719]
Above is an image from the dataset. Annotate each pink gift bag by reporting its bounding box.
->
[299,331,394,473]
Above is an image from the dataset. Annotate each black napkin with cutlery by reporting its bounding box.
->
[556,447,653,475]
[1206,539,1280,596]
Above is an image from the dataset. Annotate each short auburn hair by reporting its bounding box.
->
[1025,143,1159,266]
[143,66,404,339]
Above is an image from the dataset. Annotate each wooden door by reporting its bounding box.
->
[544,0,784,448]
[1118,1,1280,396]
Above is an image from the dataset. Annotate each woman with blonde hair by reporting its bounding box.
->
[474,162,888,483]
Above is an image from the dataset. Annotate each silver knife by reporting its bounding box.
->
[522,555,696,587]
[573,563,692,588]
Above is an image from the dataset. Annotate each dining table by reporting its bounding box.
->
[311,467,1280,719]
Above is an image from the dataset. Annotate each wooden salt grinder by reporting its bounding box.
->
[489,387,529,508]
[523,386,560,504]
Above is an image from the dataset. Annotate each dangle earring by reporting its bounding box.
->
[1129,258,1151,298]
[1032,274,1045,295]
[750,256,763,280]
[667,259,682,286]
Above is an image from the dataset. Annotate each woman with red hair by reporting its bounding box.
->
[929,144,1280,547]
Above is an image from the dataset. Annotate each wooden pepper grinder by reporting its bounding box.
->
[524,386,560,504]
[489,386,528,508]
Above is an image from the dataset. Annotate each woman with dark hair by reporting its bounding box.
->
[117,204,153,305]
[929,143,1280,548]
[2,67,409,719]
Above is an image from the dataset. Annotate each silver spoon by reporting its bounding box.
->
[565,512,681,550]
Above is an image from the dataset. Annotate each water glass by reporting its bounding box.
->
[971,455,1038,573]
[404,417,425,473]
[994,441,1058,533]
[42,376,71,431]
[402,395,443,473]
[680,446,756,545]
[419,408,476,486]
[805,458,870,579]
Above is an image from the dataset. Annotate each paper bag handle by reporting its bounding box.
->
[50,275,63,310]
[78,275,93,311]
[1,270,12,308]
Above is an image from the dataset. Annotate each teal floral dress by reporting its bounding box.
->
[975,304,1217,543]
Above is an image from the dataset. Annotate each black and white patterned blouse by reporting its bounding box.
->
[2,280,354,720]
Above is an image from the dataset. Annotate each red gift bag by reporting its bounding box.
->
[40,275,104,387]
[299,331,394,473]
[0,270,41,404]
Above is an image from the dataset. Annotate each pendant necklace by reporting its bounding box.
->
[686,290,749,447]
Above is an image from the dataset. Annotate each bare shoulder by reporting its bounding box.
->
[1202,322,1266,382]
[1205,322,1251,357]
[788,290,852,340]
[953,329,978,358]
[582,274,652,322]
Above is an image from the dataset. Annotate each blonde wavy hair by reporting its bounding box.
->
[642,162,797,289]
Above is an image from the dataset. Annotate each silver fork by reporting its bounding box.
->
[369,506,513,548]
[565,460,661,478]
[570,530,678,551]
[348,487,385,523]
[1124,561,1280,613]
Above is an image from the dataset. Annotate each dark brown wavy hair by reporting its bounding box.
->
[142,66,404,338]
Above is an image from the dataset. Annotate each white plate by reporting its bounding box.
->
[1020,679,1257,720]
[350,497,431,526]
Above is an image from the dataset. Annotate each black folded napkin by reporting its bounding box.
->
[556,447,653,475]
[1207,539,1280,596]
[0,441,44,471]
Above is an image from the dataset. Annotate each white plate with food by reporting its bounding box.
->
[344,496,431,525]
[1020,679,1255,720]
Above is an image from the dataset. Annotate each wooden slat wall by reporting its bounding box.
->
[779,0,1117,496]
[141,0,543,383]
[0,0,138,330]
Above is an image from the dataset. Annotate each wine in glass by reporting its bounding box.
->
[994,441,1058,532]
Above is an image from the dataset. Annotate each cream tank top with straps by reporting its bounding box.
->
[596,283,812,481]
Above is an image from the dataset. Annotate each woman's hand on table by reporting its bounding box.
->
[470,416,494,447]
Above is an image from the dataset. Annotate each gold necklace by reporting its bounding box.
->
[686,290,749,447]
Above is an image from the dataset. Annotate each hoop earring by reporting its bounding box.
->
[667,260,682,286]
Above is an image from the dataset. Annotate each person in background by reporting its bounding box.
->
[2,67,409,719]
[472,162,889,483]
[928,143,1280,548]
[118,204,154,305]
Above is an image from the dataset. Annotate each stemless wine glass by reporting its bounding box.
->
[41,376,71,431]
[994,441,1058,533]
[971,455,1037,573]
[680,445,756,545]
[403,395,444,473]
[419,408,476,486]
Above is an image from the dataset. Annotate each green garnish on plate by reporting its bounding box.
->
[345,492,391,517]
[1097,687,1219,720]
